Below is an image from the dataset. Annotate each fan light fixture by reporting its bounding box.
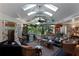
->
[36,22,40,25]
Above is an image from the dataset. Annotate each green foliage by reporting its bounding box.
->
[24,24,54,35]
[28,25,42,35]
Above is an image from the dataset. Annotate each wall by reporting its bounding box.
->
[0,13,17,42]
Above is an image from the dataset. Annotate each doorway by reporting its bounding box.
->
[8,30,15,44]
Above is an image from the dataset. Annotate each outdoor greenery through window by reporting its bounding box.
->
[27,24,53,35]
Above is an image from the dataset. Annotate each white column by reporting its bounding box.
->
[53,25,55,34]
[64,25,67,34]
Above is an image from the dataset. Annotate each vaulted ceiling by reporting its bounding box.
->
[0,3,79,24]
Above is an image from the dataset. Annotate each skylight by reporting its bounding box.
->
[43,11,53,16]
[44,4,58,12]
[27,11,36,16]
[23,4,36,11]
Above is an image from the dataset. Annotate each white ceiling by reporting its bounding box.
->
[0,3,79,23]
